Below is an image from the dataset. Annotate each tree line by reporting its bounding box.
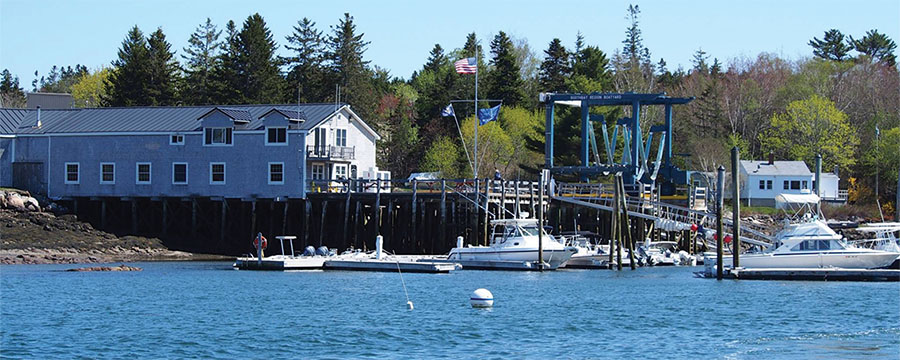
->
[0,5,897,211]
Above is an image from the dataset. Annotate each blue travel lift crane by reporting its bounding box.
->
[540,92,694,196]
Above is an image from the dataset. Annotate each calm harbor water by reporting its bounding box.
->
[1,262,898,359]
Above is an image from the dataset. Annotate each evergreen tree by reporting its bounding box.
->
[622,4,645,67]
[35,65,88,93]
[691,48,709,74]
[572,46,611,85]
[538,38,570,92]
[284,17,328,103]
[236,13,285,104]
[182,18,223,105]
[850,29,897,65]
[213,20,243,104]
[104,25,151,106]
[808,29,852,61]
[326,13,376,118]
[424,44,447,73]
[462,32,483,61]
[487,31,524,106]
[146,28,180,105]
[0,69,26,108]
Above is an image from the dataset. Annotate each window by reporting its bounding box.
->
[266,127,287,145]
[783,180,789,190]
[204,127,233,145]
[210,162,226,184]
[170,134,184,145]
[335,129,347,147]
[311,164,325,180]
[759,180,765,190]
[100,163,115,184]
[790,181,801,190]
[334,164,347,179]
[350,164,357,179]
[172,163,188,185]
[801,181,808,190]
[766,180,773,190]
[269,162,284,184]
[65,162,80,184]
[313,128,327,154]
[136,163,151,184]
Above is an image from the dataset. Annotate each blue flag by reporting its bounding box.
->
[441,104,455,117]
[478,105,501,125]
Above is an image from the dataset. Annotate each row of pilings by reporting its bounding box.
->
[61,179,692,256]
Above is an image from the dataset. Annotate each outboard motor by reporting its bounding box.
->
[316,246,330,256]
[302,246,316,257]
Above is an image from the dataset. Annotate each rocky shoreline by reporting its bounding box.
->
[1,194,227,265]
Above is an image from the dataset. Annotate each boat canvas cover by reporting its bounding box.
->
[775,193,820,209]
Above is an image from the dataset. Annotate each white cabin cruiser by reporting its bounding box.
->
[559,232,607,268]
[449,219,577,269]
[740,219,899,269]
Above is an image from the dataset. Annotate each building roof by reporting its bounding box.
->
[740,160,812,176]
[0,108,28,134]
[1,103,350,134]
[260,108,307,121]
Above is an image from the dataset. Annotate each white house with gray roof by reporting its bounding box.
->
[739,159,843,206]
[0,103,381,200]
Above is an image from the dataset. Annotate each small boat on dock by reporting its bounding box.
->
[448,219,577,270]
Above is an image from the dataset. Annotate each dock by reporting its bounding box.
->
[324,258,460,273]
[696,267,900,282]
[431,259,553,271]
[233,255,326,270]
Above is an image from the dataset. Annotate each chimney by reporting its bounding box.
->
[767,152,774,165]
[35,106,42,128]
[834,165,839,177]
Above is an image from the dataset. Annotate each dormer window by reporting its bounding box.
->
[205,127,233,146]
[170,134,184,145]
[266,127,287,145]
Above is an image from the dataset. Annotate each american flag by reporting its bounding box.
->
[454,57,477,74]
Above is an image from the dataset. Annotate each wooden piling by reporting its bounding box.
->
[482,179,490,246]
[716,165,725,280]
[732,146,741,268]
[100,199,107,229]
[618,177,636,271]
[131,199,138,234]
[161,198,168,236]
[613,176,622,271]
[220,199,227,245]
[374,179,382,236]
[343,179,352,250]
[303,200,311,246]
[411,179,417,247]
[319,200,328,247]
[191,198,197,238]
[282,201,289,237]
[250,199,257,242]
[354,200,361,249]
[440,180,447,253]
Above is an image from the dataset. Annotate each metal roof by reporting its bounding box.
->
[8,104,347,134]
[0,109,28,134]
[216,108,253,122]
[740,160,812,176]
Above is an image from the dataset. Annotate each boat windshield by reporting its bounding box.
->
[790,239,846,251]
[520,224,543,237]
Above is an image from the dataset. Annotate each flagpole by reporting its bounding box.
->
[473,39,479,179]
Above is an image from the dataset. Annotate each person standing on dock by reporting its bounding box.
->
[494,169,502,181]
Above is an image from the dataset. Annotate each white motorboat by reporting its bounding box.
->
[852,223,900,268]
[739,219,899,269]
[559,231,608,268]
[448,219,577,269]
[710,194,900,269]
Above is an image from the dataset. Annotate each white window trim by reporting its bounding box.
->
[265,127,288,146]
[136,162,152,185]
[268,162,285,185]
[203,127,234,147]
[170,133,185,145]
[210,162,226,185]
[334,164,347,180]
[311,163,325,180]
[334,128,347,147]
[172,162,188,185]
[100,162,115,185]
[64,162,80,185]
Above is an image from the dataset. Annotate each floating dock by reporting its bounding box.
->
[324,258,460,273]
[431,259,555,271]
[233,256,327,270]
[696,267,900,282]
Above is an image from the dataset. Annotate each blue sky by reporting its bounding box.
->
[1,0,898,89]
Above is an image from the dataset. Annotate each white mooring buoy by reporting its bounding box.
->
[407,301,414,310]
[470,288,494,308]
